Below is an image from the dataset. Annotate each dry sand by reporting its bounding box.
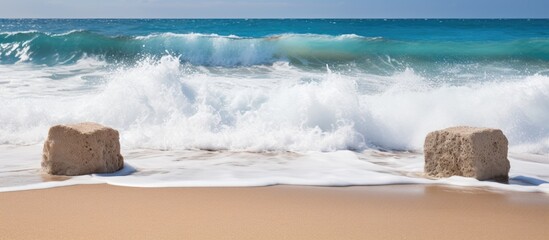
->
[1,184,548,240]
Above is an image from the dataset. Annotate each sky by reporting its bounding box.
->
[0,0,548,18]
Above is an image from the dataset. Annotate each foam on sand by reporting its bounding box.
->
[0,144,547,193]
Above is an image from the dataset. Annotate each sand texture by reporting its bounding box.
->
[1,185,548,240]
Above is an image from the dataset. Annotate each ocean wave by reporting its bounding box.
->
[1,30,548,67]
[1,56,548,153]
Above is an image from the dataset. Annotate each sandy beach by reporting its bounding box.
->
[1,184,548,240]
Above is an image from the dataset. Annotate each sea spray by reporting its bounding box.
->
[1,56,549,152]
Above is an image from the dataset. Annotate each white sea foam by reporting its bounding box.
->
[0,144,547,193]
[135,32,245,40]
[1,56,549,152]
[0,30,40,36]
[1,55,549,192]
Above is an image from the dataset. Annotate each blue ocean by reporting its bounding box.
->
[1,19,548,192]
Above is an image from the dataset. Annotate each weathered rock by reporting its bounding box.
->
[424,126,510,182]
[42,122,124,176]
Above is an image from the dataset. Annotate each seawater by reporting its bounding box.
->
[1,19,548,192]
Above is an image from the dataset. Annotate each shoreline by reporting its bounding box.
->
[1,184,548,240]
[2,144,548,193]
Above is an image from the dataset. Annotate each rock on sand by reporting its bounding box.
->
[424,126,510,182]
[42,122,124,176]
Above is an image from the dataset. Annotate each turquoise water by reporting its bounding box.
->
[1,19,549,67]
[2,19,548,39]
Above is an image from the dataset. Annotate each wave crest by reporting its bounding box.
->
[1,31,548,67]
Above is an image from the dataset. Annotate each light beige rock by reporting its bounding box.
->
[42,122,124,176]
[424,126,510,182]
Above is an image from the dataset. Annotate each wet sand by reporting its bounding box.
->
[1,184,548,240]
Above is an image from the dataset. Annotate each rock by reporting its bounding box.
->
[42,122,124,176]
[424,126,510,182]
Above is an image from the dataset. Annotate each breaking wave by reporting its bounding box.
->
[1,56,548,153]
[1,31,549,67]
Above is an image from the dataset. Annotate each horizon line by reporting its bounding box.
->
[1,17,548,20]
